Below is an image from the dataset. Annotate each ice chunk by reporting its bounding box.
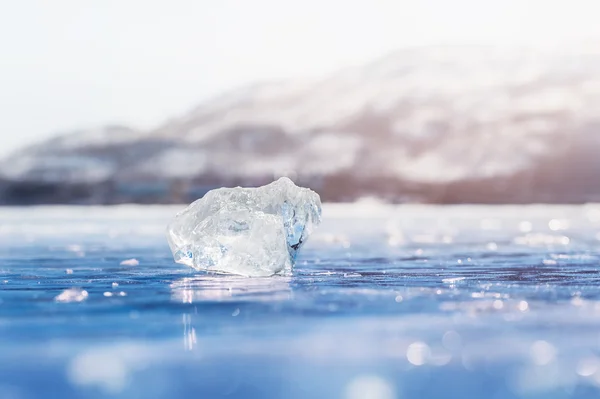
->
[166,177,321,277]
[55,288,89,303]
[120,258,139,266]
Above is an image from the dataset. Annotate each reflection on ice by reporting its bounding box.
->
[170,275,292,303]
[182,314,197,351]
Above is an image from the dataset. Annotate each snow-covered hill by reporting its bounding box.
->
[2,44,600,204]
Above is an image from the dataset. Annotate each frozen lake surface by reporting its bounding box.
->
[2,204,600,399]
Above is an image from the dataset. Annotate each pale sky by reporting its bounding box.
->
[1,0,599,157]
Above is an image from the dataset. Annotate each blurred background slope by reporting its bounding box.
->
[1,0,599,204]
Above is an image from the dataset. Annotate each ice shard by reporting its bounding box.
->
[167,177,322,277]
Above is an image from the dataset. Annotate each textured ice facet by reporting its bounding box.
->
[167,177,322,276]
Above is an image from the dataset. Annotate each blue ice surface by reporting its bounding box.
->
[2,204,600,399]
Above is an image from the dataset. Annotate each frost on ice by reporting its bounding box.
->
[166,177,322,277]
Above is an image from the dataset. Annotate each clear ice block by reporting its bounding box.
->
[167,177,322,276]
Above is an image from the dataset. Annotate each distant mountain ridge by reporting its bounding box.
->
[2,44,600,204]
